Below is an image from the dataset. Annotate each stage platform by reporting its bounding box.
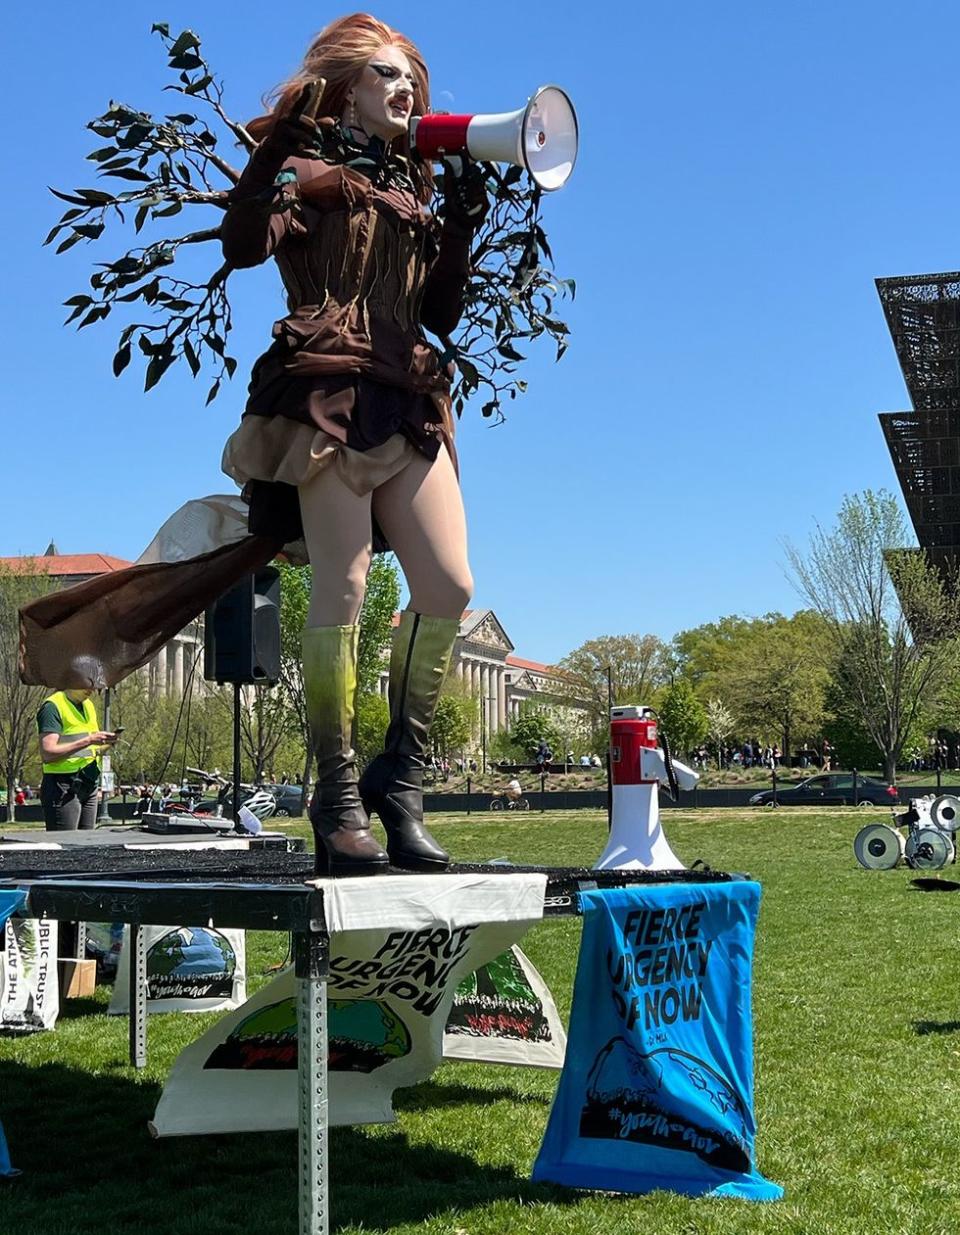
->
[0,836,744,1235]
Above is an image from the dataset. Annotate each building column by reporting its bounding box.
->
[490,667,500,733]
[497,667,506,732]
[173,640,185,696]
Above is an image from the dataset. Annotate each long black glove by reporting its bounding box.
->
[243,81,326,188]
[441,156,490,234]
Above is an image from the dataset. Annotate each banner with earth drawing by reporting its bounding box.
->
[443,945,566,1068]
[150,871,547,1135]
[108,924,246,1015]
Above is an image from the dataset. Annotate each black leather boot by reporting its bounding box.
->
[303,626,389,876]
[359,611,457,871]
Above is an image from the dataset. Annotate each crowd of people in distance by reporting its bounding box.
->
[693,739,832,772]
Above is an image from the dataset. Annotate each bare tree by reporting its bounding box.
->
[0,563,54,819]
[786,490,959,782]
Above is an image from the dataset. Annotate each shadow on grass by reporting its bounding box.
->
[914,1020,960,1036]
[0,1059,573,1235]
[394,1077,551,1112]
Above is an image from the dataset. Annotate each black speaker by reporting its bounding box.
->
[204,568,281,685]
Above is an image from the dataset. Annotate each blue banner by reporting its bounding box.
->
[533,881,782,1201]
[0,888,26,1177]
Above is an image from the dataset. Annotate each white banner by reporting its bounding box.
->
[0,917,60,1033]
[108,925,246,1015]
[443,945,567,1069]
[151,872,546,1136]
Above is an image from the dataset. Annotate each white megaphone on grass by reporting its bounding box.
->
[410,85,578,190]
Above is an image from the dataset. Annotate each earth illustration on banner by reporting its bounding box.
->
[147,928,237,1000]
[204,997,413,1072]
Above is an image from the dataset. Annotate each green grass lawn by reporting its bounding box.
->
[1,810,957,1235]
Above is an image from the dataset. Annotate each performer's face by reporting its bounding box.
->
[346,44,416,142]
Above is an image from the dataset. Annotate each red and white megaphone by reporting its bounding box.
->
[410,85,578,191]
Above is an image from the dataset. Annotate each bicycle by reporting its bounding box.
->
[489,793,531,811]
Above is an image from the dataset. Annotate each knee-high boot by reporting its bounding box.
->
[359,611,457,870]
[303,625,389,876]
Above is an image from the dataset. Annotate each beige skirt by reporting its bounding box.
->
[222,415,424,498]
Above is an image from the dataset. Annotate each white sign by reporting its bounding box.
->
[151,872,546,1136]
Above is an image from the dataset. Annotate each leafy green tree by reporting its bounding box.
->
[510,706,562,761]
[658,679,708,756]
[558,634,668,737]
[0,563,55,818]
[355,693,389,771]
[430,692,476,760]
[357,557,401,695]
[668,616,753,696]
[787,490,960,781]
[717,611,834,759]
[277,562,312,809]
[705,697,735,768]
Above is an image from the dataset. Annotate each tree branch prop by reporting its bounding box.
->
[46,24,573,415]
[442,162,574,422]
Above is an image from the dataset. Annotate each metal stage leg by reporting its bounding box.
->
[295,929,330,1235]
[129,924,147,1069]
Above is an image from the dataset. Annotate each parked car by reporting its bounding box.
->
[749,773,899,807]
[272,785,308,818]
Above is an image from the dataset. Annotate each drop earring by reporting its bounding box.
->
[349,97,359,129]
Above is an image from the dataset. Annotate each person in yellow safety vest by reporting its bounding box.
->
[36,689,118,830]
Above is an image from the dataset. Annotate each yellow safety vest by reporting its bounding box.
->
[41,691,101,775]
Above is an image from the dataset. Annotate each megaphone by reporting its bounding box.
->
[410,85,578,191]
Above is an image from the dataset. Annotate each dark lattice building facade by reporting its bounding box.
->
[877,271,960,580]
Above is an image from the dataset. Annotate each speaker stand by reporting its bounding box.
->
[232,683,241,826]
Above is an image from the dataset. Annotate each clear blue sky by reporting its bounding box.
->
[3,2,957,663]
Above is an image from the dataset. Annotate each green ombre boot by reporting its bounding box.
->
[303,625,389,876]
[359,611,456,870]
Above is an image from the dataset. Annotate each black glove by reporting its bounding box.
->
[441,156,490,232]
[248,83,325,183]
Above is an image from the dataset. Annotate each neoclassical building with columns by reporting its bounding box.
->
[379,609,590,735]
[3,550,586,727]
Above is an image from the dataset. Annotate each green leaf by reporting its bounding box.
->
[134,203,149,233]
[103,167,153,182]
[166,113,197,125]
[144,349,175,392]
[137,334,156,356]
[203,331,225,356]
[77,305,110,329]
[112,343,132,376]
[152,201,182,218]
[73,222,105,240]
[76,188,113,204]
[63,295,93,308]
[168,30,201,58]
[205,378,221,405]
[183,339,201,376]
[223,356,238,378]
[43,224,64,246]
[86,146,118,163]
[55,232,82,254]
[169,53,204,71]
[184,75,214,96]
[497,342,526,362]
[49,187,92,206]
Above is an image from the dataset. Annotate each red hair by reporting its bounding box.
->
[248,13,434,202]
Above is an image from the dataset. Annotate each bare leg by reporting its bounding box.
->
[361,447,472,870]
[372,447,472,619]
[296,467,388,874]
[298,467,374,625]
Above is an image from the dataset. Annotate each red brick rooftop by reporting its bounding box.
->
[0,553,134,575]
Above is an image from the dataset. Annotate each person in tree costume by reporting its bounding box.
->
[22,14,489,875]
[220,13,487,875]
